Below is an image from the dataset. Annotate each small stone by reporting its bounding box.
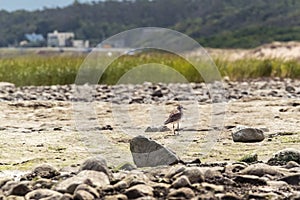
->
[75,184,99,198]
[279,173,300,185]
[233,175,267,185]
[216,192,241,200]
[6,196,25,200]
[7,182,31,196]
[104,194,128,200]
[0,178,13,188]
[25,189,63,199]
[174,167,205,184]
[238,153,258,163]
[130,135,180,167]
[240,163,285,177]
[125,184,153,199]
[286,86,295,93]
[31,164,60,179]
[60,193,73,200]
[285,161,300,169]
[232,127,265,142]
[79,156,113,180]
[152,183,169,199]
[167,187,195,199]
[201,182,224,193]
[55,170,109,194]
[74,190,94,200]
[171,175,191,189]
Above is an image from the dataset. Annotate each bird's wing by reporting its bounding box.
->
[164,110,181,124]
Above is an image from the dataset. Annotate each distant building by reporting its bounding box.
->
[73,40,89,48]
[20,33,45,47]
[47,30,74,47]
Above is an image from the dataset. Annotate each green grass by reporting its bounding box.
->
[0,51,300,86]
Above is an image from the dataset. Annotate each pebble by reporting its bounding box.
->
[0,78,300,103]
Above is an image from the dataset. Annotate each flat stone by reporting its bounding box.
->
[124,184,153,199]
[25,189,63,199]
[240,163,286,177]
[130,135,180,167]
[173,167,205,184]
[104,194,128,200]
[171,175,191,189]
[167,187,195,199]
[75,184,100,198]
[73,190,94,200]
[232,127,265,142]
[55,170,109,194]
[7,182,31,196]
[279,173,300,185]
[233,175,267,185]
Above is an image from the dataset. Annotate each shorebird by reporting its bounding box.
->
[164,105,183,135]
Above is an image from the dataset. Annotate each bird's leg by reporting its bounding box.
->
[177,122,180,135]
[173,124,175,135]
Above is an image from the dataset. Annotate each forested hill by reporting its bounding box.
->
[1,0,300,48]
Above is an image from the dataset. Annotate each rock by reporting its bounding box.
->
[60,193,73,200]
[173,167,205,184]
[26,164,60,179]
[232,127,265,142]
[25,189,63,199]
[200,182,224,193]
[7,182,31,196]
[286,85,295,93]
[233,175,267,185]
[215,192,241,200]
[6,196,25,200]
[32,178,54,190]
[151,89,163,97]
[268,148,300,165]
[0,178,13,188]
[171,175,191,189]
[79,156,113,180]
[152,183,169,199]
[124,184,153,199]
[240,163,286,177]
[247,192,279,200]
[285,161,300,169]
[130,135,180,167]
[55,170,109,194]
[73,190,94,200]
[167,187,195,199]
[75,184,100,198]
[104,194,128,200]
[112,180,128,191]
[238,153,258,163]
[279,173,300,185]
[144,126,170,132]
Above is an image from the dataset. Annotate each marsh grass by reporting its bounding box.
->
[0,51,300,86]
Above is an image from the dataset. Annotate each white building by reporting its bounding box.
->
[47,30,74,47]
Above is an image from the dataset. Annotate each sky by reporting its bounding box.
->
[0,0,101,11]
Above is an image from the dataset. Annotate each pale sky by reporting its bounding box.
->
[0,0,102,11]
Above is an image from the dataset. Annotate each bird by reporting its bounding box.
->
[164,105,183,135]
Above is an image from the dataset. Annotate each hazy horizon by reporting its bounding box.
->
[0,0,102,11]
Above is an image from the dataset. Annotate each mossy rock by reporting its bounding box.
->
[267,148,300,165]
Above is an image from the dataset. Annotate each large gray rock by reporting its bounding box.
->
[232,127,265,142]
[130,135,180,167]
[268,148,300,165]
